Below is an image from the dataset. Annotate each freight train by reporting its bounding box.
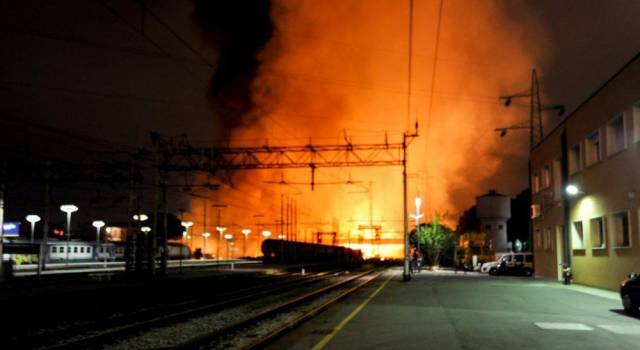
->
[261,239,363,265]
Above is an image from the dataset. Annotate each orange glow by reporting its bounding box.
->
[188,0,545,259]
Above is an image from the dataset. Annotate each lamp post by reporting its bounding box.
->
[261,230,271,258]
[25,214,41,243]
[92,220,105,262]
[60,204,78,265]
[216,226,226,263]
[224,233,233,260]
[410,196,423,269]
[241,229,251,257]
[181,221,193,248]
[202,232,210,259]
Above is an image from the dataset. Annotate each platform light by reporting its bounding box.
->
[261,230,272,238]
[25,214,41,243]
[133,214,148,221]
[92,220,106,256]
[202,232,211,257]
[141,226,151,234]
[60,204,78,264]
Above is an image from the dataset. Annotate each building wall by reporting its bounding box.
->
[531,54,640,290]
[531,124,565,281]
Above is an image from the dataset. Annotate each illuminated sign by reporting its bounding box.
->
[2,222,20,237]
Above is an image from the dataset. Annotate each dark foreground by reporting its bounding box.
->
[269,268,640,350]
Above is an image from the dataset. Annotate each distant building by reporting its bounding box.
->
[476,190,511,252]
[531,52,640,290]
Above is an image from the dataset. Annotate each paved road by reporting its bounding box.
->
[268,268,640,350]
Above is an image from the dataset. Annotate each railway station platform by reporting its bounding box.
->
[268,267,639,350]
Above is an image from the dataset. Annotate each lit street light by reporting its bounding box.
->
[241,228,251,257]
[92,220,105,264]
[410,196,424,270]
[60,204,78,264]
[224,233,233,259]
[262,230,272,239]
[181,221,193,250]
[141,226,151,235]
[133,214,148,221]
[25,214,41,243]
[202,232,211,258]
[216,226,227,263]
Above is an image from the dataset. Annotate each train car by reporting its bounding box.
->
[261,239,362,265]
[166,242,191,260]
[46,240,96,262]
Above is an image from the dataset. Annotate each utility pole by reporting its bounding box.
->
[0,182,4,284]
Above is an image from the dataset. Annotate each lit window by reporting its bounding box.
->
[606,114,626,155]
[572,221,584,249]
[569,143,582,174]
[585,131,601,166]
[590,217,606,249]
[532,173,540,193]
[612,212,630,247]
[531,204,541,219]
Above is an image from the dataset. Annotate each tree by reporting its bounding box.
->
[413,217,456,267]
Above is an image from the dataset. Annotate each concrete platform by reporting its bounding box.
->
[268,267,640,350]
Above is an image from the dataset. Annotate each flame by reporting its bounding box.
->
[188,0,547,259]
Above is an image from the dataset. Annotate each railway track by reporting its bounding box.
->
[34,269,347,350]
[176,269,382,350]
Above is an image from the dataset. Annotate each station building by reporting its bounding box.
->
[531,52,640,290]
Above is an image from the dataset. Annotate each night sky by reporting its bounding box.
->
[1,0,639,231]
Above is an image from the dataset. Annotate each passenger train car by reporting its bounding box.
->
[3,239,191,263]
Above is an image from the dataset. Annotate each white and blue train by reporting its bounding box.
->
[4,239,190,263]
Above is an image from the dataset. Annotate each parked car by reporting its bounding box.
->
[483,252,533,276]
[621,272,640,315]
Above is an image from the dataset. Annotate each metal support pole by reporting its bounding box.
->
[38,164,50,281]
[403,133,411,281]
[65,212,71,265]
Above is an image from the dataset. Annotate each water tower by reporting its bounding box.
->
[476,190,510,252]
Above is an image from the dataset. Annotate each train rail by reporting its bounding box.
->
[173,269,382,350]
[31,269,344,350]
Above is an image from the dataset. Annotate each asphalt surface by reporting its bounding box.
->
[268,267,640,350]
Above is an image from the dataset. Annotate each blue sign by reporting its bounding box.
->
[2,222,20,237]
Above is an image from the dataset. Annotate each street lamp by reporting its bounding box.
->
[202,232,211,258]
[410,196,423,269]
[262,230,272,239]
[60,204,78,264]
[133,214,148,221]
[25,214,41,243]
[141,226,151,235]
[224,233,233,259]
[216,226,227,263]
[92,220,105,261]
[241,228,251,257]
[181,221,193,249]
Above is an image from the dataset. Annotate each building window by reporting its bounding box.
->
[634,102,640,142]
[590,217,606,249]
[611,212,630,247]
[544,227,552,251]
[532,173,540,193]
[607,114,626,155]
[585,130,601,166]
[569,143,582,174]
[572,221,584,249]
[535,229,542,249]
[542,165,551,188]
[531,204,541,219]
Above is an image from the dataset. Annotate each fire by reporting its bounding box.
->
[188,0,547,259]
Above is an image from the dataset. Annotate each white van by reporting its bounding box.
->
[481,252,533,276]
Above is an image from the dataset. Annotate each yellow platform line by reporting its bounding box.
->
[312,273,393,350]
